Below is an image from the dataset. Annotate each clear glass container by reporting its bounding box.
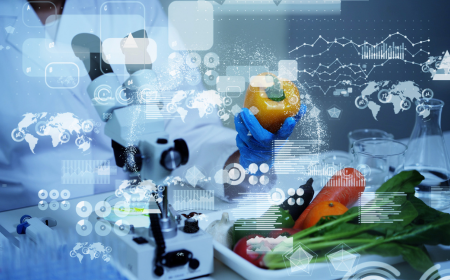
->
[404,98,450,189]
[348,129,394,153]
[351,138,407,191]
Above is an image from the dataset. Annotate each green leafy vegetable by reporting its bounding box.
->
[264,170,450,273]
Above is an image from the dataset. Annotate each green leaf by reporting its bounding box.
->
[364,243,434,273]
[265,75,285,101]
[376,170,424,194]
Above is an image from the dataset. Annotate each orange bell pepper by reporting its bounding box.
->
[244,72,301,133]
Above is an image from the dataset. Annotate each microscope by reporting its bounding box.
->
[72,30,213,279]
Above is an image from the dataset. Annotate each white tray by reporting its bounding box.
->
[199,209,404,280]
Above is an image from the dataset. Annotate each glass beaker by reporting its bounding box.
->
[351,138,408,190]
[348,129,394,153]
[404,98,450,190]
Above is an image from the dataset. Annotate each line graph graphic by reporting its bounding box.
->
[289,32,429,57]
[61,160,111,184]
[288,32,431,95]
[172,190,214,211]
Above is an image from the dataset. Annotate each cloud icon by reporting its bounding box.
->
[5,26,15,34]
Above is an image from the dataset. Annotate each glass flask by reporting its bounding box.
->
[404,98,450,191]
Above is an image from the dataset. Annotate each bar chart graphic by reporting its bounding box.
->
[232,193,282,231]
[359,192,406,223]
[272,140,321,175]
[61,160,111,184]
[172,190,214,211]
[361,43,405,60]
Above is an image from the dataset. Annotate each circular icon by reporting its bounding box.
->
[76,219,93,236]
[288,94,299,105]
[95,221,112,236]
[94,128,100,134]
[259,175,269,185]
[185,96,195,108]
[203,70,219,86]
[61,189,70,199]
[38,200,48,210]
[158,185,165,192]
[248,175,258,185]
[357,164,372,177]
[81,120,94,133]
[60,131,70,143]
[106,246,112,253]
[204,105,213,115]
[260,163,269,174]
[296,188,304,196]
[35,121,47,136]
[185,70,202,86]
[167,103,177,113]
[288,198,295,206]
[114,220,131,236]
[224,163,246,186]
[138,86,158,104]
[49,189,59,199]
[61,201,70,211]
[49,200,59,210]
[76,201,93,218]
[204,52,220,68]
[287,188,295,196]
[38,189,48,199]
[377,89,392,103]
[296,198,304,206]
[416,104,428,115]
[94,85,112,105]
[248,163,258,174]
[268,188,285,205]
[116,86,132,105]
[168,52,184,68]
[70,250,77,258]
[400,99,411,110]
[82,247,89,254]
[355,96,369,109]
[114,201,130,218]
[422,88,434,100]
[11,128,25,142]
[186,52,201,68]
[95,201,112,218]
[75,136,85,147]
[223,96,232,106]
[421,64,430,73]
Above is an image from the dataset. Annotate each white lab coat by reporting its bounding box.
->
[0,0,238,211]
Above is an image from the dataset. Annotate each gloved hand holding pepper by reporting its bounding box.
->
[234,72,306,173]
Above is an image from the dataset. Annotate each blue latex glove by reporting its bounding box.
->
[235,104,307,174]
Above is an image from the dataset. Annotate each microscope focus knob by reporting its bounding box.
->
[174,139,189,165]
[189,258,200,270]
[160,148,182,171]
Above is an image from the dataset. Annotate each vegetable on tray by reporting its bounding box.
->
[293,167,365,229]
[264,170,450,273]
[205,212,235,249]
[232,205,294,246]
[302,201,348,229]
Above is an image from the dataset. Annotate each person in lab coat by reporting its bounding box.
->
[0,0,302,211]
